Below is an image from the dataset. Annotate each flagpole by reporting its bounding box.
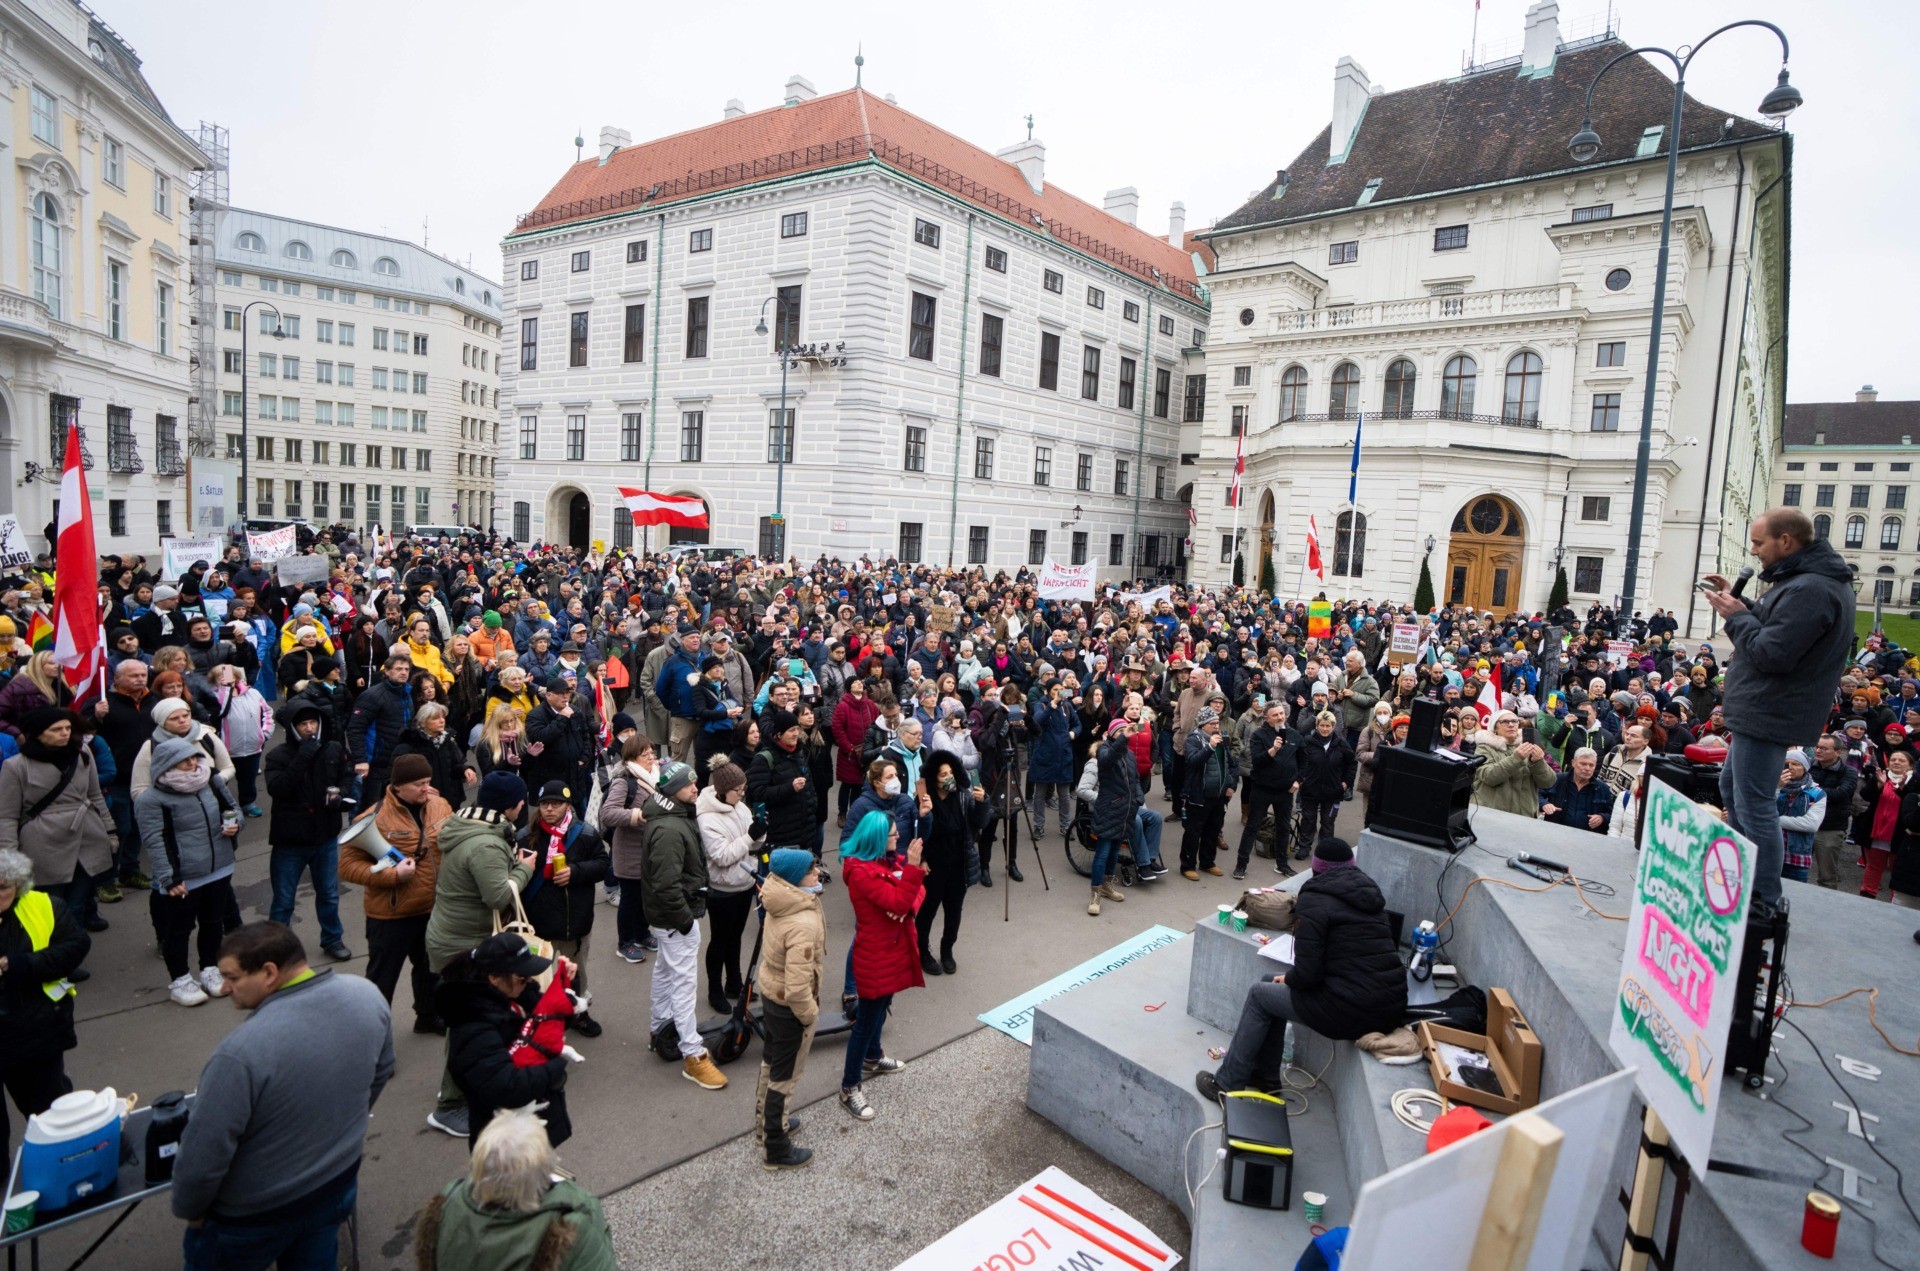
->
[1228,422,1248,590]
[1342,411,1364,604]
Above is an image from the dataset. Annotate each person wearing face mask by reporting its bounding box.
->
[755,849,826,1171]
[136,738,243,1006]
[916,752,986,976]
[129,697,236,799]
[930,705,981,785]
[842,759,922,847]
[696,760,763,1014]
[1353,703,1396,823]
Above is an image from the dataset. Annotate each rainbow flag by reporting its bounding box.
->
[26,611,54,652]
[1307,599,1331,639]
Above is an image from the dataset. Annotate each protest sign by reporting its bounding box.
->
[1388,622,1421,665]
[0,515,33,569]
[1307,598,1332,638]
[162,536,223,580]
[1036,558,1096,601]
[927,604,960,633]
[274,554,332,587]
[895,1166,1179,1271]
[246,525,298,562]
[1605,639,1634,669]
[1112,584,1173,609]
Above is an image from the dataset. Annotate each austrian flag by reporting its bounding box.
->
[52,420,106,700]
[618,489,709,530]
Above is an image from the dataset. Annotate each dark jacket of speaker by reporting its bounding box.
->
[1284,865,1407,1040]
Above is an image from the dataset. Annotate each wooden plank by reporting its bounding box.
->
[1618,1107,1669,1271]
[1468,1114,1564,1271]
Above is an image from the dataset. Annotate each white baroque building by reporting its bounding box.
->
[1191,2,1790,632]
[1774,388,1920,617]
[0,0,204,553]
[495,75,1208,570]
[212,209,502,534]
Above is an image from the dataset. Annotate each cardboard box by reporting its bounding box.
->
[1416,987,1542,1116]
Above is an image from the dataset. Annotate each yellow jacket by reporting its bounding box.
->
[406,634,454,687]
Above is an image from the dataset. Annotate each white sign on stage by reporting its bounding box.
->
[894,1166,1179,1271]
[1036,558,1097,601]
[162,537,224,580]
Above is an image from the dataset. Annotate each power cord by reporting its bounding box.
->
[1785,985,1920,1058]
[1182,1117,1225,1215]
[1275,1049,1337,1118]
[1390,1088,1449,1135]
[1775,1012,1920,1235]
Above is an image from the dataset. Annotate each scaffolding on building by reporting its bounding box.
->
[186,121,229,458]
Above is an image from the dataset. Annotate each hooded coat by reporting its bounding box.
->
[639,792,707,931]
[434,976,571,1150]
[417,1176,617,1271]
[1284,865,1408,1039]
[424,808,534,972]
[1719,536,1857,742]
[758,873,825,1027]
[0,734,115,886]
[844,853,926,1000]
[134,737,239,891]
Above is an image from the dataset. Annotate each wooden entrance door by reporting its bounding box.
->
[1446,495,1526,616]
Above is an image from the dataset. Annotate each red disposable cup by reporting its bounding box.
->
[1801,1192,1840,1259]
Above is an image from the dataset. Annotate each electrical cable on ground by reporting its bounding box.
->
[1182,1118,1224,1215]
[1785,985,1920,1058]
[1390,1088,1449,1135]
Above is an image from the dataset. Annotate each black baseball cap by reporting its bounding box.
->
[468,933,552,978]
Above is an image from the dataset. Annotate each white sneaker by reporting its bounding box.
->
[199,967,230,998]
[170,975,208,1007]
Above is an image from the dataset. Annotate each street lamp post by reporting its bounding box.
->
[754,296,792,561]
[239,299,285,534]
[1568,23,1801,638]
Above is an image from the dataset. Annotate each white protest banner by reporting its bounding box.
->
[1605,639,1634,669]
[1388,622,1422,665]
[1607,779,1757,1170]
[894,1166,1180,1271]
[274,554,332,587]
[246,525,298,562]
[1036,557,1097,601]
[1112,584,1174,610]
[0,515,33,569]
[162,537,224,580]
[202,597,229,624]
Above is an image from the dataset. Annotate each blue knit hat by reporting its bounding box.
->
[476,770,528,812]
[768,848,813,885]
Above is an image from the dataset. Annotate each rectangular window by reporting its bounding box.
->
[155,499,172,535]
[316,361,334,384]
[256,435,275,461]
[416,449,429,471]
[1154,466,1167,501]
[339,483,356,517]
[780,211,808,238]
[1781,483,1802,507]
[1434,224,1468,251]
[1076,453,1093,492]
[518,415,537,460]
[1574,556,1604,594]
[1033,445,1052,487]
[626,240,648,264]
[225,433,243,458]
[1183,374,1207,422]
[1043,270,1064,294]
[1590,392,1622,432]
[105,406,135,472]
[1231,404,1249,436]
[257,395,277,421]
[28,86,57,145]
[221,391,242,416]
[1571,203,1614,223]
[1113,459,1129,497]
[519,317,538,370]
[1118,358,1137,410]
[367,445,381,468]
[565,413,586,461]
[688,228,713,253]
[1888,485,1908,510]
[1881,519,1902,550]
[1895,463,1912,473]
[679,411,704,462]
[1081,346,1101,401]
[913,219,941,248]
[520,260,538,281]
[1193,327,1206,348]
[1232,365,1253,387]
[570,250,590,273]
[569,311,588,367]
[513,501,530,540]
[1109,533,1126,565]
[373,327,390,351]
[1071,531,1088,566]
[1221,535,1236,563]
[372,368,388,392]
[898,522,924,563]
[903,424,926,473]
[619,304,645,363]
[222,349,242,374]
[774,285,801,351]
[259,277,280,296]
[985,246,1008,273]
[908,292,936,360]
[316,319,333,344]
[417,487,431,523]
[1123,300,1140,323]
[1851,484,1872,508]
[618,412,642,462]
[1087,286,1105,310]
[1329,240,1358,265]
[768,408,795,463]
[103,136,125,187]
[315,287,332,301]
[1581,495,1611,521]
[1028,529,1047,565]
[978,313,1003,376]
[1814,485,1834,507]
[106,261,126,340]
[974,436,994,480]
[102,498,127,537]
[284,479,302,518]
[337,404,355,426]
[391,487,405,527]
[281,398,300,421]
[413,333,427,356]
[1855,462,1875,472]
[1154,368,1172,418]
[1819,462,1838,471]
[337,323,354,346]
[223,307,242,331]
[967,526,989,565]
[153,172,171,218]
[155,281,173,353]
[313,441,328,465]
[1597,341,1626,367]
[315,402,333,426]
[685,297,709,358]
[1039,332,1060,390]
[340,443,355,466]
[1159,315,1175,336]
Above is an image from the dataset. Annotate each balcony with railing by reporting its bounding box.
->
[155,440,185,476]
[1275,406,1542,430]
[108,424,144,474]
[1272,283,1575,334]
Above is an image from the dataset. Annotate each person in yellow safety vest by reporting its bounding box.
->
[0,847,89,1156]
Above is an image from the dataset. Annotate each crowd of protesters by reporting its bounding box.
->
[0,510,1913,1262]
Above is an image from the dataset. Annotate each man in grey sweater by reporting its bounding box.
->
[172,922,395,1270]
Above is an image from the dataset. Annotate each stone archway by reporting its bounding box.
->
[1446,494,1526,616]
[545,485,592,551]
[1257,490,1276,569]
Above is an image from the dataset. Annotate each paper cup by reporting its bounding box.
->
[1231,909,1249,933]
[1302,1191,1327,1223]
[1217,904,1235,925]
[4,1190,38,1234]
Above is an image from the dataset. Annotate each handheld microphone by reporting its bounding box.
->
[1516,851,1569,874]
[1730,566,1756,599]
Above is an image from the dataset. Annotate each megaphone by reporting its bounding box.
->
[337,814,404,871]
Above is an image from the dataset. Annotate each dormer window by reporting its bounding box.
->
[236,232,264,252]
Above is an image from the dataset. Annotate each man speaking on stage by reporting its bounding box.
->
[1701,508,1854,914]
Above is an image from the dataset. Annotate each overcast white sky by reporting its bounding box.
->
[113,0,1916,403]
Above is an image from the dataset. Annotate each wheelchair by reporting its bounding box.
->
[1061,799,1138,887]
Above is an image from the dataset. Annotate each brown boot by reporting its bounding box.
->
[1099,879,1126,902]
[683,1051,728,1090]
[1087,888,1102,916]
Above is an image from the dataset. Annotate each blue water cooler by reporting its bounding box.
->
[19,1089,123,1211]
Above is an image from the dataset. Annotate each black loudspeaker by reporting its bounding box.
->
[1367,745,1482,851]
[1406,698,1445,752]
[1727,899,1789,1088]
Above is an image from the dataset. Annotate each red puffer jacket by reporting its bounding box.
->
[845,854,927,999]
[833,693,883,784]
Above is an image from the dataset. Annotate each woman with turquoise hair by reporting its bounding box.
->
[837,811,925,1123]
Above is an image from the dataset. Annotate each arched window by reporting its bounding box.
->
[1844,515,1866,549]
[1329,362,1360,420]
[1875,566,1895,604]
[331,248,357,268]
[1813,513,1831,541]
[1881,517,1902,551]
[285,240,312,261]
[236,231,264,251]
[1502,351,1543,423]
[1278,365,1307,423]
[374,256,399,276]
[1441,354,1477,419]
[1382,359,1416,418]
[30,193,62,319]
[481,290,492,306]
[1332,510,1366,577]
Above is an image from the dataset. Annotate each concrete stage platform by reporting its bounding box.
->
[1028,808,1920,1269]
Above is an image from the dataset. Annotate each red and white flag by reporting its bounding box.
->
[1305,515,1326,580]
[1473,663,1504,721]
[52,421,106,701]
[1227,427,1246,507]
[618,488,709,529]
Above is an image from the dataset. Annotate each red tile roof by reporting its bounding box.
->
[514,89,1203,301]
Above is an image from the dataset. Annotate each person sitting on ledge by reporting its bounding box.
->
[1196,836,1406,1102]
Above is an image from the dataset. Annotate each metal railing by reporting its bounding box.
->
[155,440,185,476]
[108,430,143,474]
[1272,408,1542,430]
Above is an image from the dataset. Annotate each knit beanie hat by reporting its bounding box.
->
[657,761,696,798]
[1311,836,1356,874]
[1784,748,1810,773]
[709,759,746,799]
[476,770,528,812]
[483,610,503,629]
[767,707,800,736]
[390,752,434,786]
[150,696,192,726]
[768,848,813,886]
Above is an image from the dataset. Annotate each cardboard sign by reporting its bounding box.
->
[162,536,224,580]
[895,1166,1180,1271]
[979,925,1187,1045]
[1036,557,1096,601]
[274,554,332,587]
[246,525,298,562]
[1388,622,1421,665]
[0,515,33,569]
[1607,779,1756,1169]
[927,604,960,633]
[1605,639,1634,669]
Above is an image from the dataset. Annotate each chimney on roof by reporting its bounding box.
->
[784,75,817,106]
[598,126,630,166]
[1168,201,1187,248]
[1104,187,1140,226]
[996,138,1046,197]
[1857,384,1879,403]
[1330,57,1374,165]
[723,98,746,120]
[1521,1,1561,75]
